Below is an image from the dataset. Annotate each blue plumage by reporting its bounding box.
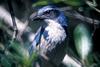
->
[28,26,44,55]
[29,5,68,66]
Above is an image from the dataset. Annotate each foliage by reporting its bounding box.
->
[32,0,84,8]
[0,40,38,67]
[73,23,93,66]
[0,0,100,67]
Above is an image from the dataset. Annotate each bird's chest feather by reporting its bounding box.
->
[39,23,67,65]
[38,20,67,53]
[43,22,66,44]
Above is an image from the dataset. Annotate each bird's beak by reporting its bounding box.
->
[30,12,44,21]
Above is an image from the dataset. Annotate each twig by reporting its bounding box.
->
[60,7,100,26]
[85,0,100,13]
[7,0,18,44]
[0,6,35,43]
[62,54,82,67]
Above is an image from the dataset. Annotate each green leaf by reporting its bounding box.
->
[73,23,92,61]
[65,0,84,6]
[32,0,84,8]
[0,55,12,67]
[7,42,31,66]
[32,1,48,8]
[6,41,38,67]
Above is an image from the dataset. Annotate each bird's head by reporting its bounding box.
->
[30,5,67,26]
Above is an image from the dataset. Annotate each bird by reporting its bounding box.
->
[29,5,68,67]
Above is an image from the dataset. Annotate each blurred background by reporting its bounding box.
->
[0,0,100,67]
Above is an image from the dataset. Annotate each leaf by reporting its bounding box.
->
[64,0,84,6]
[73,23,92,61]
[32,0,84,8]
[0,55,12,67]
[6,41,39,67]
[7,42,31,66]
[32,1,48,8]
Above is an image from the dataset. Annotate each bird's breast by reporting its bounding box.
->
[44,22,66,44]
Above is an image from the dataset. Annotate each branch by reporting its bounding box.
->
[0,6,35,42]
[60,7,100,26]
[62,54,81,67]
[7,0,18,44]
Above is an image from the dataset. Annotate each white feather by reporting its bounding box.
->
[45,19,66,44]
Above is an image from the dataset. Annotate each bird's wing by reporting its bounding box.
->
[28,26,44,55]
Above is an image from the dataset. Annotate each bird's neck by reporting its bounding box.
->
[45,19,67,32]
[44,19,67,34]
[45,19,62,28]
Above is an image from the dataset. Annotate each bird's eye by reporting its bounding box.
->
[43,10,50,15]
[42,10,59,19]
[46,10,50,14]
[42,10,51,17]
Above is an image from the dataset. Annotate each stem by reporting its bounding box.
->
[7,0,18,43]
